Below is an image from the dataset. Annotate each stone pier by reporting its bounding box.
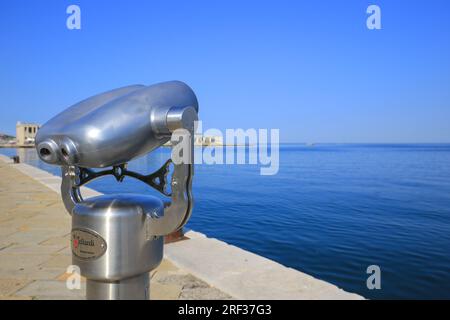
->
[0,155,362,300]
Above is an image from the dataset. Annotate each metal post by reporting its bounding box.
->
[86,273,150,300]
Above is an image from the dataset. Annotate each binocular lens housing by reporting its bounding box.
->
[35,81,199,168]
[38,137,79,165]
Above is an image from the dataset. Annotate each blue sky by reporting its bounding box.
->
[1,0,449,143]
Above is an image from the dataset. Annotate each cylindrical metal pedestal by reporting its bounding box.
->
[71,194,164,300]
[86,273,150,300]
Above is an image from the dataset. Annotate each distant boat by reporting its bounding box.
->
[305,142,316,147]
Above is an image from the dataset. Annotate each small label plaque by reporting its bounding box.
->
[71,228,107,260]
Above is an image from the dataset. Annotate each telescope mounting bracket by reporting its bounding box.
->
[73,160,173,197]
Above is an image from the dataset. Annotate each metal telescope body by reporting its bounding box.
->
[35,81,198,300]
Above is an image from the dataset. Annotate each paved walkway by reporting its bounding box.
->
[0,157,231,300]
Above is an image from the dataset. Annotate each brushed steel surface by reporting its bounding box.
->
[36,81,198,168]
[34,81,199,300]
[72,194,164,281]
[86,273,150,300]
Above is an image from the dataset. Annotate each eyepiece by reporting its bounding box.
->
[36,137,79,165]
[39,147,51,157]
[59,137,79,165]
[61,148,69,158]
[37,139,59,164]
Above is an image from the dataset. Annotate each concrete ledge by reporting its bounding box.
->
[167,231,362,300]
[0,154,13,164]
[0,155,363,300]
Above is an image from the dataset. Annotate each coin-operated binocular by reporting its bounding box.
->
[35,81,198,300]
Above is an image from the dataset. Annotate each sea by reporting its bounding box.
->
[2,144,450,299]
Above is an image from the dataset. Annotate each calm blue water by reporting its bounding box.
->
[2,144,450,299]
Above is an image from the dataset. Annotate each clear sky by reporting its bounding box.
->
[1,0,449,143]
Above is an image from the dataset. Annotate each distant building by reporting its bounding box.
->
[164,135,224,147]
[194,135,223,146]
[16,122,40,146]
